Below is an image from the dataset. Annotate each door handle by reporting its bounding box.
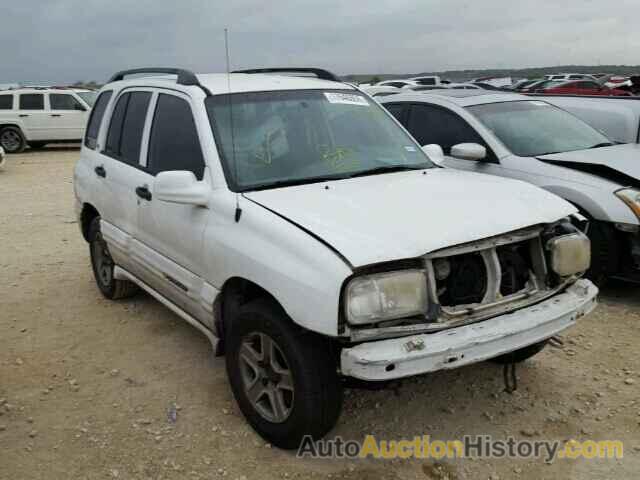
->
[51,114,62,117]
[135,185,152,201]
[94,165,106,178]
[19,114,29,118]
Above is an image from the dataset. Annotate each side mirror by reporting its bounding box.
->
[422,144,445,164]
[450,143,487,161]
[75,104,87,111]
[154,171,209,207]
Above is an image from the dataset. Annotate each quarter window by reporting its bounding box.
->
[85,90,113,149]
[0,95,13,110]
[19,94,44,110]
[50,93,84,110]
[147,94,205,180]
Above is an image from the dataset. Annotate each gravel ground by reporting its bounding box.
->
[1,148,639,480]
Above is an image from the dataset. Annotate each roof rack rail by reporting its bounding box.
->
[108,68,211,95]
[109,68,200,86]
[232,68,340,82]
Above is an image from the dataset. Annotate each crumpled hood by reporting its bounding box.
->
[244,169,575,267]
[538,143,640,184]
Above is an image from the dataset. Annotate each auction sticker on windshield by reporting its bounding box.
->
[324,92,369,106]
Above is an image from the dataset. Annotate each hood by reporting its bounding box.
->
[538,143,640,188]
[244,169,575,267]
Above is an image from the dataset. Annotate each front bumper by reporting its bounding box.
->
[340,279,598,381]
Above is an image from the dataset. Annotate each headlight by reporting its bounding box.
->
[615,188,640,220]
[345,270,428,325]
[547,233,591,277]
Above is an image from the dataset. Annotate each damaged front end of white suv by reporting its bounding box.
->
[340,219,597,381]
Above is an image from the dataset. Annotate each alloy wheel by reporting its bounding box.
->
[239,332,295,423]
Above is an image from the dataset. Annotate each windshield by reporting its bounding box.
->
[467,101,612,157]
[206,90,433,191]
[76,91,97,106]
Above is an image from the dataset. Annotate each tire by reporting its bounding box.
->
[585,220,618,287]
[490,340,548,364]
[88,217,138,300]
[0,126,26,153]
[225,298,342,449]
[28,141,47,149]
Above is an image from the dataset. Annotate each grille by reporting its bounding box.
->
[425,226,550,322]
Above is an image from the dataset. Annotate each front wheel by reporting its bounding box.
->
[226,298,342,449]
[88,217,138,299]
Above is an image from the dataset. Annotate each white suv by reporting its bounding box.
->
[0,87,96,153]
[74,67,598,449]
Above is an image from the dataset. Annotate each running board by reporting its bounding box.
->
[114,266,218,351]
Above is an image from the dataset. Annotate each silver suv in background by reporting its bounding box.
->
[381,90,640,284]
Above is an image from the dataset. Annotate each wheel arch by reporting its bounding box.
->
[80,203,100,242]
[214,276,287,356]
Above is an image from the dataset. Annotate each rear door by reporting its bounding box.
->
[17,93,49,140]
[133,91,209,316]
[48,93,88,140]
[96,89,153,276]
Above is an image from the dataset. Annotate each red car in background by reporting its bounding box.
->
[540,80,632,96]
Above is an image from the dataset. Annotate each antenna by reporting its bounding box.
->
[225,28,242,222]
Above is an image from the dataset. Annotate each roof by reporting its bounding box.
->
[378,90,530,107]
[107,73,354,96]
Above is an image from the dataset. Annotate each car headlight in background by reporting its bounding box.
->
[345,270,428,325]
[547,233,591,277]
[616,188,640,220]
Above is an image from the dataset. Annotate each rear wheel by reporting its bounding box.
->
[88,217,138,299]
[0,126,26,153]
[226,298,342,449]
[491,340,548,364]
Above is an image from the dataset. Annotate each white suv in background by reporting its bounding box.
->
[0,87,96,153]
[74,67,596,449]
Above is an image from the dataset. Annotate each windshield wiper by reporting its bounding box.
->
[347,164,429,178]
[243,174,351,192]
[588,142,614,149]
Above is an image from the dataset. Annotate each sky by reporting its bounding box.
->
[2,0,640,84]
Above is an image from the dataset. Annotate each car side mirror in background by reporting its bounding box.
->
[422,144,445,164]
[154,170,210,207]
[75,104,87,111]
[450,143,487,161]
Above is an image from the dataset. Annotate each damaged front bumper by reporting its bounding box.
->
[340,279,598,381]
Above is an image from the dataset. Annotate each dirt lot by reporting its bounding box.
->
[1,148,639,480]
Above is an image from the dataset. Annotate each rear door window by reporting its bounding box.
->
[0,95,13,110]
[85,90,113,149]
[147,94,205,180]
[19,94,44,110]
[104,91,151,165]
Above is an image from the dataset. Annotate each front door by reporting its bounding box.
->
[134,91,209,317]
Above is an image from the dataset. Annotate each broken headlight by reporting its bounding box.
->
[615,188,640,220]
[345,270,428,325]
[547,233,591,277]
